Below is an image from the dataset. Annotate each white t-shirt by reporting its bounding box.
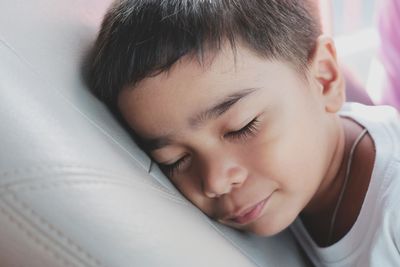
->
[290,103,400,267]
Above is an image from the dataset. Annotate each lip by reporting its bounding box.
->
[226,194,272,225]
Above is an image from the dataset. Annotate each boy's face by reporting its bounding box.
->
[118,43,341,236]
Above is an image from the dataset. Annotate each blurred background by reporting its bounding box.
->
[319,0,385,105]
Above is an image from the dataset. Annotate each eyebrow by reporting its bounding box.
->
[189,87,260,128]
[142,87,260,151]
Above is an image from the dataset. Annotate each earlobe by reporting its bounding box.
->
[310,35,345,113]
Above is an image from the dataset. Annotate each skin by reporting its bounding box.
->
[118,36,375,246]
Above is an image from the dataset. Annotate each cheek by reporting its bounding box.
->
[247,124,324,193]
[170,174,215,214]
[170,174,197,198]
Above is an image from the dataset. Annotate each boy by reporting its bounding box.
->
[87,0,400,265]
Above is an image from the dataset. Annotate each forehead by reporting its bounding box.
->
[117,45,303,137]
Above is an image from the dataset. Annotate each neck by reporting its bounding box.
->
[303,116,351,214]
[301,116,374,246]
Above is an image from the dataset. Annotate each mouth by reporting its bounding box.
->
[224,194,272,225]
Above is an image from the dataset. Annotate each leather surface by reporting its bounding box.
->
[0,0,308,266]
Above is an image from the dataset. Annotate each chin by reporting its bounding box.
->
[248,214,294,237]
[248,224,284,237]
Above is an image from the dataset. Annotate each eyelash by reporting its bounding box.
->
[160,155,190,177]
[224,117,260,140]
[160,117,260,176]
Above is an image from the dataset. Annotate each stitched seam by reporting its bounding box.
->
[0,163,138,180]
[1,173,181,202]
[0,201,79,267]
[1,172,169,197]
[0,38,154,180]
[6,179,188,206]
[0,163,125,178]
[7,194,103,267]
[0,164,178,197]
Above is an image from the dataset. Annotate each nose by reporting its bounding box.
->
[202,156,248,198]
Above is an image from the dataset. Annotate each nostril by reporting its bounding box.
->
[228,167,247,186]
[232,181,242,187]
[202,158,247,198]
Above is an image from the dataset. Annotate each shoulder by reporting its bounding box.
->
[374,158,400,244]
[362,158,400,254]
[383,185,400,247]
[339,103,400,146]
[339,103,399,122]
[344,104,400,239]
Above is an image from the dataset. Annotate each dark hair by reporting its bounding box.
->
[87,0,321,109]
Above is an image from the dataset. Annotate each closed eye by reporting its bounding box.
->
[224,117,260,140]
[157,117,260,175]
[159,154,191,176]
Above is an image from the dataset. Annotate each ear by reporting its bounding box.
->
[309,35,345,113]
